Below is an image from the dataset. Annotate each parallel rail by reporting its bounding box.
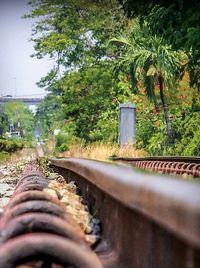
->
[51,158,200,268]
[112,156,200,178]
[112,156,200,163]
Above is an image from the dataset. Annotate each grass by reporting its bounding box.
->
[0,147,37,165]
[0,152,10,164]
[60,143,146,161]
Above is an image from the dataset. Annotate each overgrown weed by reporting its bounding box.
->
[61,143,146,161]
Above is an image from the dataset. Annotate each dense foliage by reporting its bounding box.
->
[0,138,23,153]
[27,0,200,156]
[35,94,62,138]
[4,101,35,140]
[0,101,35,156]
[0,106,8,137]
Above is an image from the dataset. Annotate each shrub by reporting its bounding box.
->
[0,138,23,153]
[0,152,10,163]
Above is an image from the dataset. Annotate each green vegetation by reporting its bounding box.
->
[0,106,8,137]
[0,138,23,153]
[4,101,35,140]
[0,101,35,160]
[25,0,200,156]
[0,152,10,164]
[110,20,187,144]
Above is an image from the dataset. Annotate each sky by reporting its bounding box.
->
[0,0,52,97]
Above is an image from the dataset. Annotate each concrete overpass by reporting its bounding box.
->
[0,97,43,106]
[0,96,44,113]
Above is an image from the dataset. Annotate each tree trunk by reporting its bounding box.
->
[143,66,159,113]
[152,80,160,113]
[146,74,160,112]
[130,65,139,94]
[158,75,174,144]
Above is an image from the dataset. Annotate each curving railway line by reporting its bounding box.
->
[0,149,200,267]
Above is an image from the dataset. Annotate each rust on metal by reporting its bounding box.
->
[113,156,200,177]
[0,213,87,245]
[0,163,103,268]
[131,160,200,177]
[6,190,62,209]
[1,158,200,267]
[51,158,200,268]
[0,234,103,268]
[13,184,47,195]
[2,200,67,223]
[15,177,48,188]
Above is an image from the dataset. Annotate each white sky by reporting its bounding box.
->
[0,0,53,97]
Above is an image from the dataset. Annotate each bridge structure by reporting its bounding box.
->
[0,95,45,113]
[0,96,43,106]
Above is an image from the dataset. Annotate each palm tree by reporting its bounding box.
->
[110,21,185,144]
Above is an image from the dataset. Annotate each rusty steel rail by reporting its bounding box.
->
[112,156,200,178]
[35,142,45,158]
[51,158,200,268]
[0,163,103,268]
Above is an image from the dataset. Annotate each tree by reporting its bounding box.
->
[118,0,199,17]
[25,0,125,87]
[58,64,118,142]
[35,94,63,138]
[25,0,200,156]
[0,106,8,137]
[110,21,186,144]
[25,0,125,144]
[119,1,200,90]
[4,101,35,139]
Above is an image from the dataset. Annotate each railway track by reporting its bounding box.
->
[112,156,200,178]
[51,158,200,268]
[0,163,103,268]
[0,152,200,267]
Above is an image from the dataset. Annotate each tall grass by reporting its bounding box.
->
[61,143,146,161]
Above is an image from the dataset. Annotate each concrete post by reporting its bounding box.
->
[119,103,136,147]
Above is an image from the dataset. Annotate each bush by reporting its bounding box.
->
[57,143,69,152]
[55,132,71,152]
[55,122,79,152]
[89,109,118,142]
[174,112,200,156]
[0,152,10,163]
[0,138,23,153]
[136,106,200,156]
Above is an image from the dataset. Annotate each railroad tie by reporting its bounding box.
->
[0,164,103,268]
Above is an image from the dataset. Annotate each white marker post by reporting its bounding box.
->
[119,103,136,147]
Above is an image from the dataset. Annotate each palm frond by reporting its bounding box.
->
[109,36,133,47]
